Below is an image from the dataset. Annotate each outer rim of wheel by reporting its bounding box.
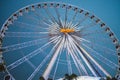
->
[0,2,120,79]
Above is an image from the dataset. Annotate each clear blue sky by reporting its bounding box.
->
[0,0,120,40]
[0,0,120,79]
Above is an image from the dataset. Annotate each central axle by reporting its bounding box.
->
[60,28,75,34]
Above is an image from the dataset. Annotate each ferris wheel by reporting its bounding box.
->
[0,2,120,80]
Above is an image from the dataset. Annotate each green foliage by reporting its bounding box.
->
[70,73,77,80]
[39,76,53,80]
[5,75,11,80]
[39,76,45,80]
[111,77,117,80]
[105,76,117,80]
[63,73,78,80]
[0,64,5,72]
[47,78,53,80]
[106,76,111,80]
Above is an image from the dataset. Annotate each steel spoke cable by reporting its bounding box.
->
[69,11,78,25]
[66,49,72,75]
[67,42,82,75]
[21,52,36,70]
[52,41,63,79]
[7,36,60,70]
[54,7,63,27]
[27,34,63,80]
[80,30,105,37]
[72,35,90,43]
[68,34,97,76]
[32,10,52,28]
[23,13,40,23]
[27,40,60,80]
[71,36,111,77]
[43,35,65,80]
[83,41,117,56]
[64,7,68,28]
[81,43,118,69]
[44,8,59,25]
[5,32,49,37]
[72,16,88,29]
[66,35,85,75]
[79,22,96,31]
[13,21,48,31]
[67,34,89,75]
[2,38,48,52]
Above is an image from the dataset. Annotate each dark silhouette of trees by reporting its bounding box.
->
[111,77,117,80]
[70,73,77,80]
[39,76,45,80]
[39,76,53,80]
[104,76,117,80]
[4,75,11,80]
[0,64,5,72]
[63,73,78,80]
[47,78,53,80]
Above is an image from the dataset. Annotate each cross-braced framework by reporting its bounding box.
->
[0,2,120,80]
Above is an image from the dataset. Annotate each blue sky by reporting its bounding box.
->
[0,0,120,79]
[0,0,120,40]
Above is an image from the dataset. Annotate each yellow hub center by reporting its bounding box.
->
[60,28,75,34]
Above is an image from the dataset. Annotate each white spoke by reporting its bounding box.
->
[24,14,40,23]
[7,39,53,70]
[26,60,36,70]
[86,41,117,56]
[79,22,96,31]
[64,8,68,27]
[66,51,72,75]
[66,35,82,75]
[72,16,87,29]
[42,35,65,80]
[70,11,78,24]
[13,21,48,30]
[69,49,82,75]
[80,30,105,37]
[33,11,52,27]
[44,8,58,24]
[72,35,90,43]
[27,46,54,80]
[68,34,97,76]
[54,7,63,27]
[78,44,112,77]
[82,43,118,69]
[5,32,49,37]
[21,53,36,70]
[53,44,62,79]
[2,38,47,52]
[7,36,61,70]
[67,35,88,75]
[27,35,62,80]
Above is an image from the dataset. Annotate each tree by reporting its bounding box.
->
[47,78,53,80]
[70,73,77,80]
[64,74,70,80]
[106,76,111,80]
[4,75,11,80]
[0,64,5,72]
[63,73,78,80]
[39,76,45,80]
[106,76,117,80]
[100,77,106,80]
[111,77,117,80]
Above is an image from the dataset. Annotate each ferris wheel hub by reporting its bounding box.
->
[60,28,75,34]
